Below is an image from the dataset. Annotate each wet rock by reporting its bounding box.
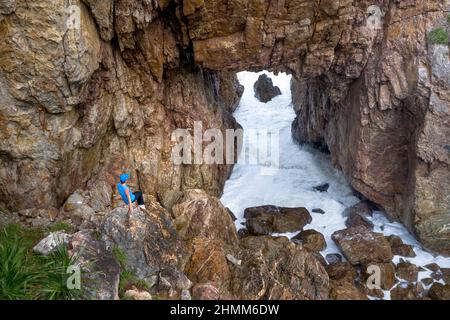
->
[344,202,374,230]
[230,236,329,300]
[386,235,416,257]
[361,262,397,291]
[253,74,281,103]
[442,268,450,284]
[312,208,325,214]
[331,226,393,265]
[244,205,312,235]
[33,231,71,255]
[390,282,425,300]
[325,253,343,265]
[292,229,326,252]
[313,183,329,193]
[124,287,152,300]
[424,263,441,272]
[172,190,239,246]
[396,261,419,283]
[101,199,189,292]
[428,283,450,300]
[69,231,120,300]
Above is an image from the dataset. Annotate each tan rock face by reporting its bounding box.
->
[332,226,394,265]
[0,0,242,213]
[172,189,239,246]
[0,0,448,256]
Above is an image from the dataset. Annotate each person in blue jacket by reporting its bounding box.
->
[117,173,146,213]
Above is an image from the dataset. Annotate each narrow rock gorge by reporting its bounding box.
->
[0,0,449,300]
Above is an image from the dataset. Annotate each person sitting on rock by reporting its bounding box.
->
[117,173,146,212]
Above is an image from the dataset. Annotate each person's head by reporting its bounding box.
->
[120,173,130,184]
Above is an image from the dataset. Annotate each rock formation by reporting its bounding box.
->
[253,74,281,102]
[0,0,448,258]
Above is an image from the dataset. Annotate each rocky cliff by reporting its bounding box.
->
[0,0,449,256]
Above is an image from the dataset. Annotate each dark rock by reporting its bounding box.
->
[344,202,374,230]
[396,261,419,283]
[229,236,329,300]
[313,183,329,193]
[292,229,326,252]
[345,212,374,230]
[244,205,312,235]
[331,226,394,265]
[237,228,251,239]
[312,208,325,214]
[428,283,450,300]
[387,235,416,257]
[325,253,343,265]
[253,74,281,103]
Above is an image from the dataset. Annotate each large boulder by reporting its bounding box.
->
[331,226,393,265]
[172,190,239,246]
[68,231,120,300]
[100,198,190,293]
[253,74,281,103]
[292,229,326,252]
[387,235,416,257]
[395,261,419,283]
[244,205,312,236]
[229,236,329,300]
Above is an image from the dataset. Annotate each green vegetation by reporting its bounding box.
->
[429,27,449,45]
[0,223,86,300]
[112,245,149,298]
[447,14,450,24]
